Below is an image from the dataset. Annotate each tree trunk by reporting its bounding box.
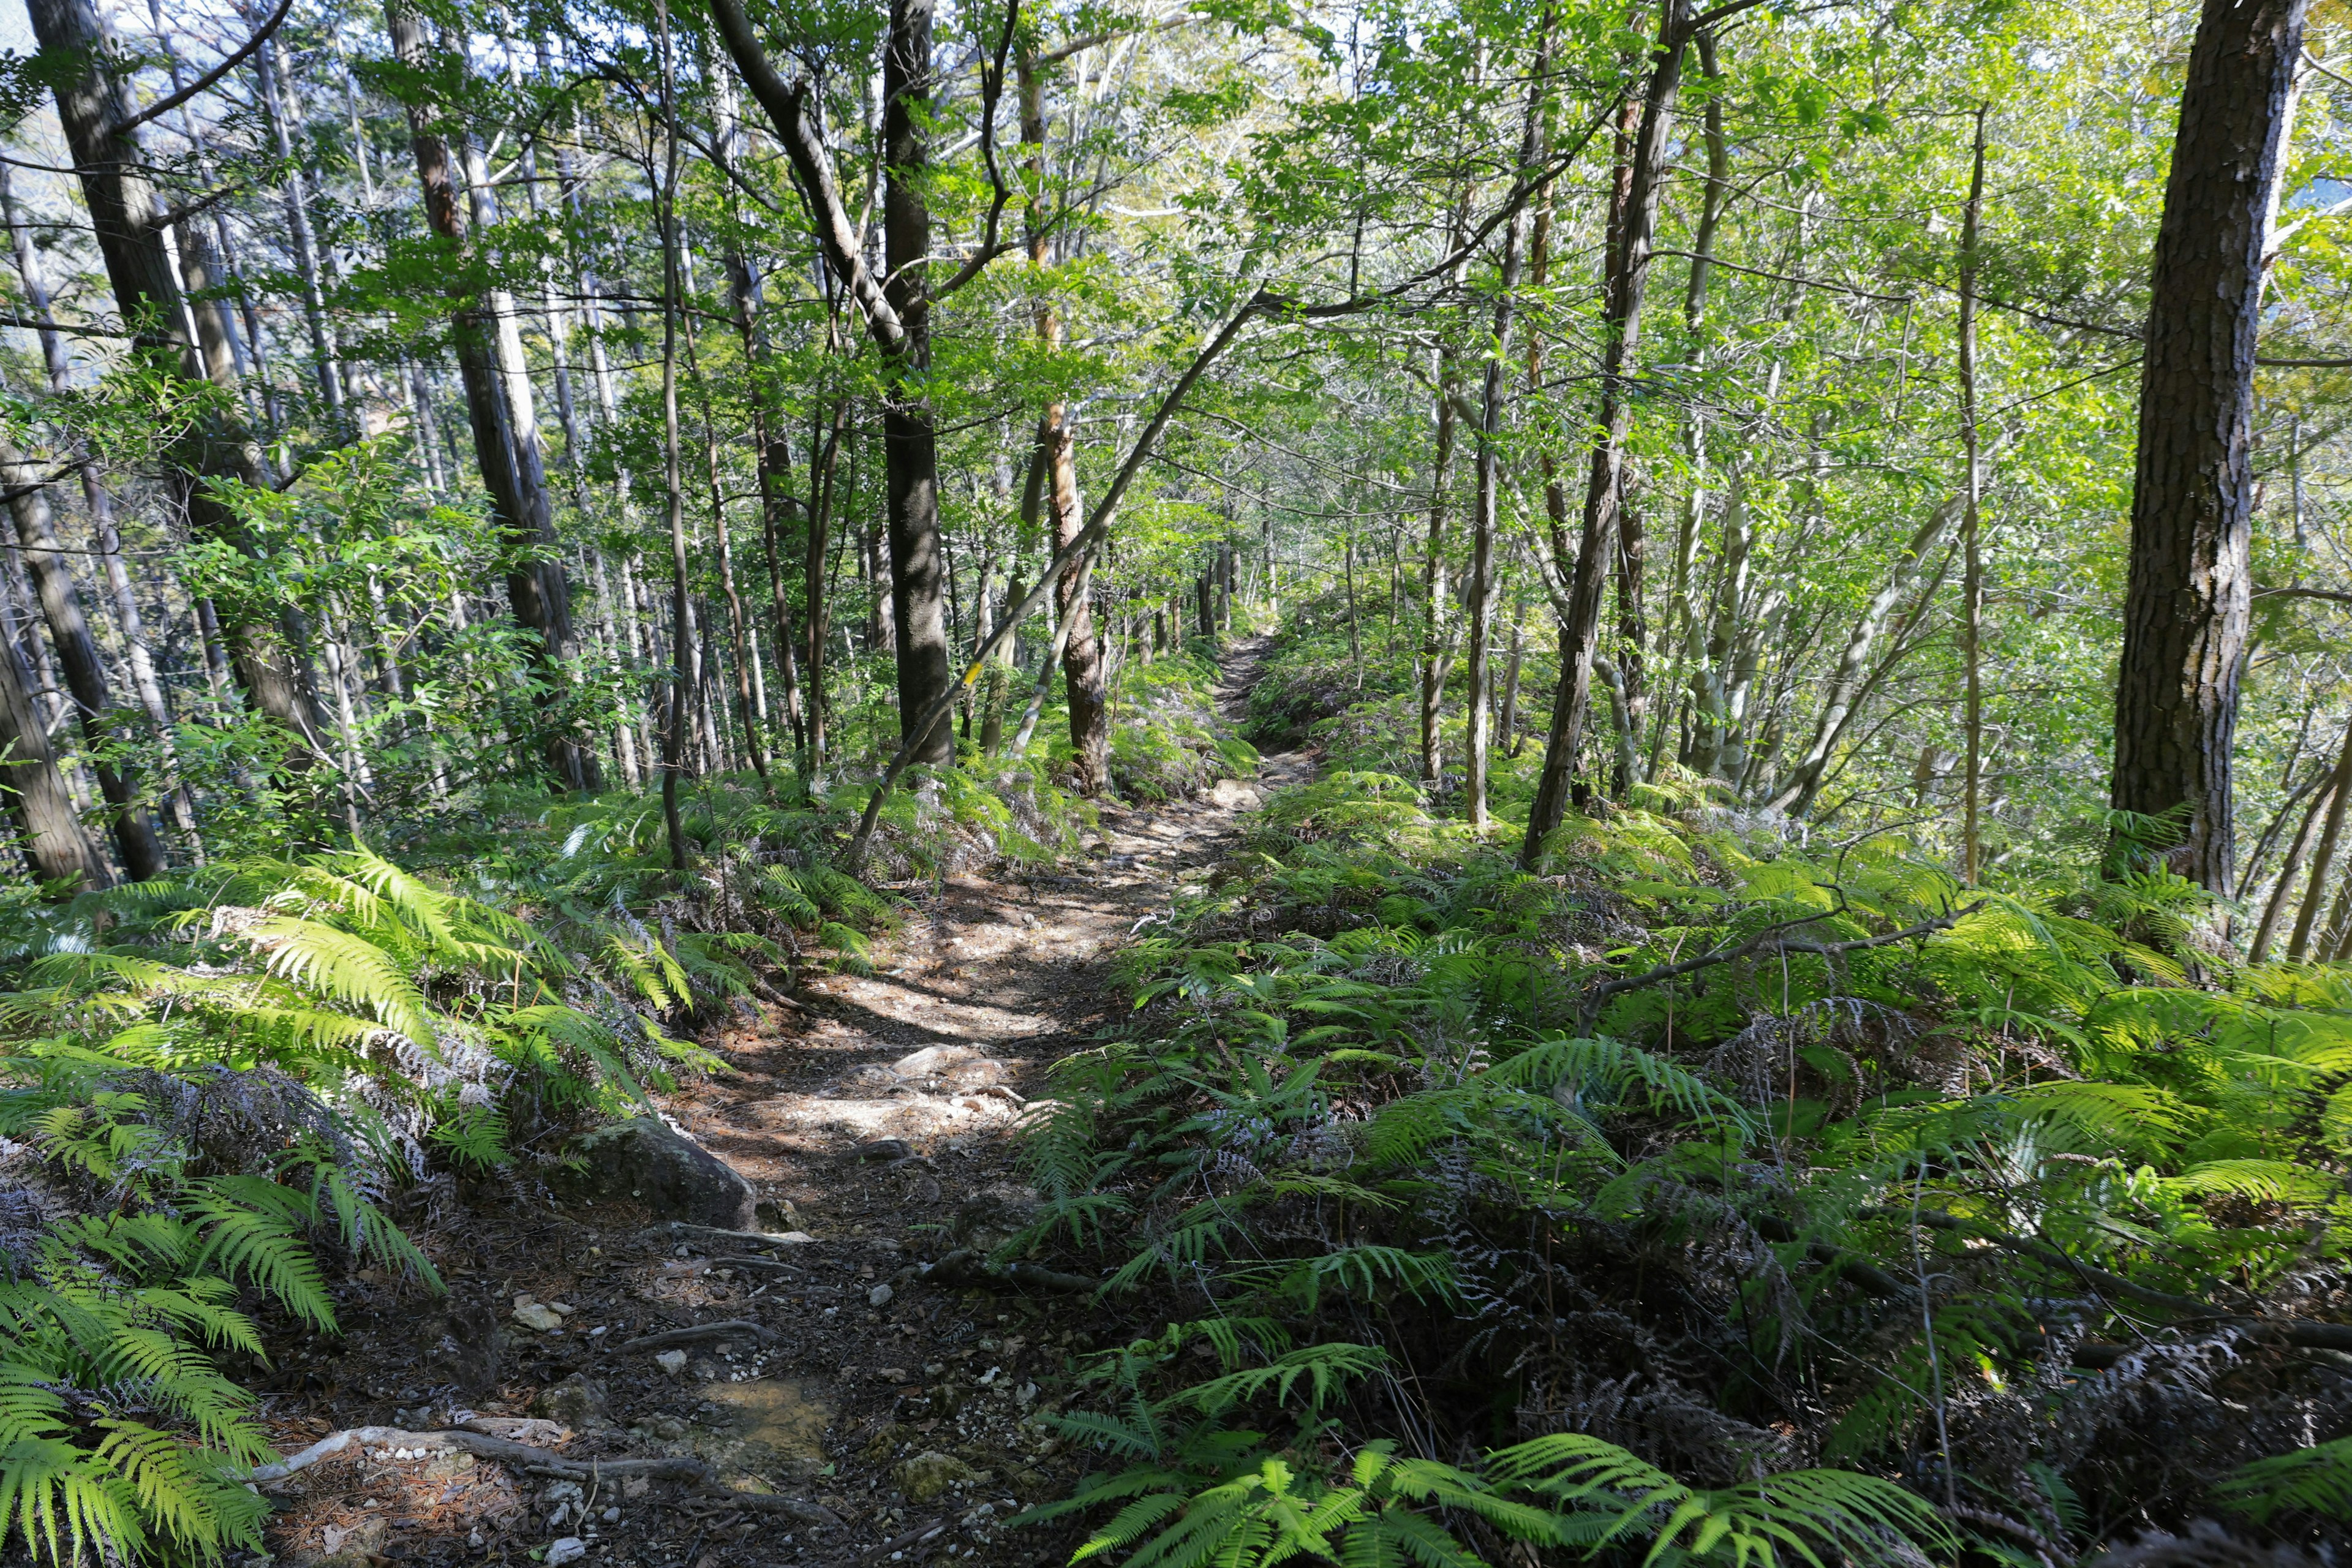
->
[1417,353,1458,786]
[2109,0,2310,893]
[1523,0,1689,865]
[878,0,954,766]
[388,6,598,792]
[26,0,322,764]
[1464,33,1548,832]
[0,162,198,848]
[657,9,693,867]
[0,613,107,892]
[0,442,165,880]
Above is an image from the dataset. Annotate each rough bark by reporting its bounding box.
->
[0,442,165,880]
[2109,0,2310,892]
[0,616,106,892]
[388,6,598,792]
[26,0,321,763]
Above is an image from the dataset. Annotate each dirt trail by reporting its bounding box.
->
[260,639,1300,1568]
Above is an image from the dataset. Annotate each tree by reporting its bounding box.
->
[386,4,600,793]
[2108,0,2312,894]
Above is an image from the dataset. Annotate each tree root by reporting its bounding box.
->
[918,1247,1096,1294]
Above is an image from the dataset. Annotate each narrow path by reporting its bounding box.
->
[262,639,1303,1568]
[638,638,1303,1561]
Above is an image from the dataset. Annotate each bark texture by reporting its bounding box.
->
[389,6,599,793]
[2109,0,2310,892]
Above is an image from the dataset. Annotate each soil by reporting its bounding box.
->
[253,641,1305,1568]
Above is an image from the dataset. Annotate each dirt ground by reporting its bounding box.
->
[252,645,1304,1568]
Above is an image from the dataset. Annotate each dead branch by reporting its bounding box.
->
[614,1319,777,1352]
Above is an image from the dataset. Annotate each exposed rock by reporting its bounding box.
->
[893,1450,981,1506]
[512,1298,566,1332]
[568,1117,756,1229]
[530,1373,609,1430]
[1209,778,1263,810]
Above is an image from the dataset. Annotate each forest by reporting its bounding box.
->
[1,0,2350,1562]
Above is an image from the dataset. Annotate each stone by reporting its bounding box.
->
[545,1537,588,1566]
[1209,778,1263,810]
[567,1116,756,1229]
[855,1137,914,1163]
[868,1283,894,1308]
[893,1450,981,1506]
[655,1350,688,1376]
[530,1374,609,1430]
[512,1300,566,1333]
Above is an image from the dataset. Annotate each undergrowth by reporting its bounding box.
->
[1003,622,2352,1564]
[0,743,1109,1563]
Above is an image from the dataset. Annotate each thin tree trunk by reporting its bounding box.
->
[2109,0,2310,892]
[0,443,164,878]
[2252,764,2335,963]
[1959,106,1988,884]
[389,6,598,791]
[2286,718,2352,960]
[0,609,107,891]
[1523,0,1691,864]
[1464,30,1549,831]
[657,3,693,869]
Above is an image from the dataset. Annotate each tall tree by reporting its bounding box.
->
[2108,0,2311,894]
[25,0,326,770]
[1020,37,1108,795]
[386,4,600,792]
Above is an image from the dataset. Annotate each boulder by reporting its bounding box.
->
[1209,778,1263,810]
[570,1116,756,1229]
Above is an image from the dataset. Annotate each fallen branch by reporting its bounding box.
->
[714,1254,805,1276]
[247,1427,839,1523]
[849,1518,949,1565]
[664,1221,820,1248]
[1875,1207,2352,1353]
[614,1319,777,1353]
[1577,899,1982,1033]
[919,1247,1098,1295]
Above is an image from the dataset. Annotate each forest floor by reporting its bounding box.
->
[253,638,1304,1568]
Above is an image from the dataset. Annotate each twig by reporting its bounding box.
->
[613,1319,777,1353]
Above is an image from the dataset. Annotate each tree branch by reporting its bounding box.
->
[115,0,297,135]
[1577,898,1981,1032]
